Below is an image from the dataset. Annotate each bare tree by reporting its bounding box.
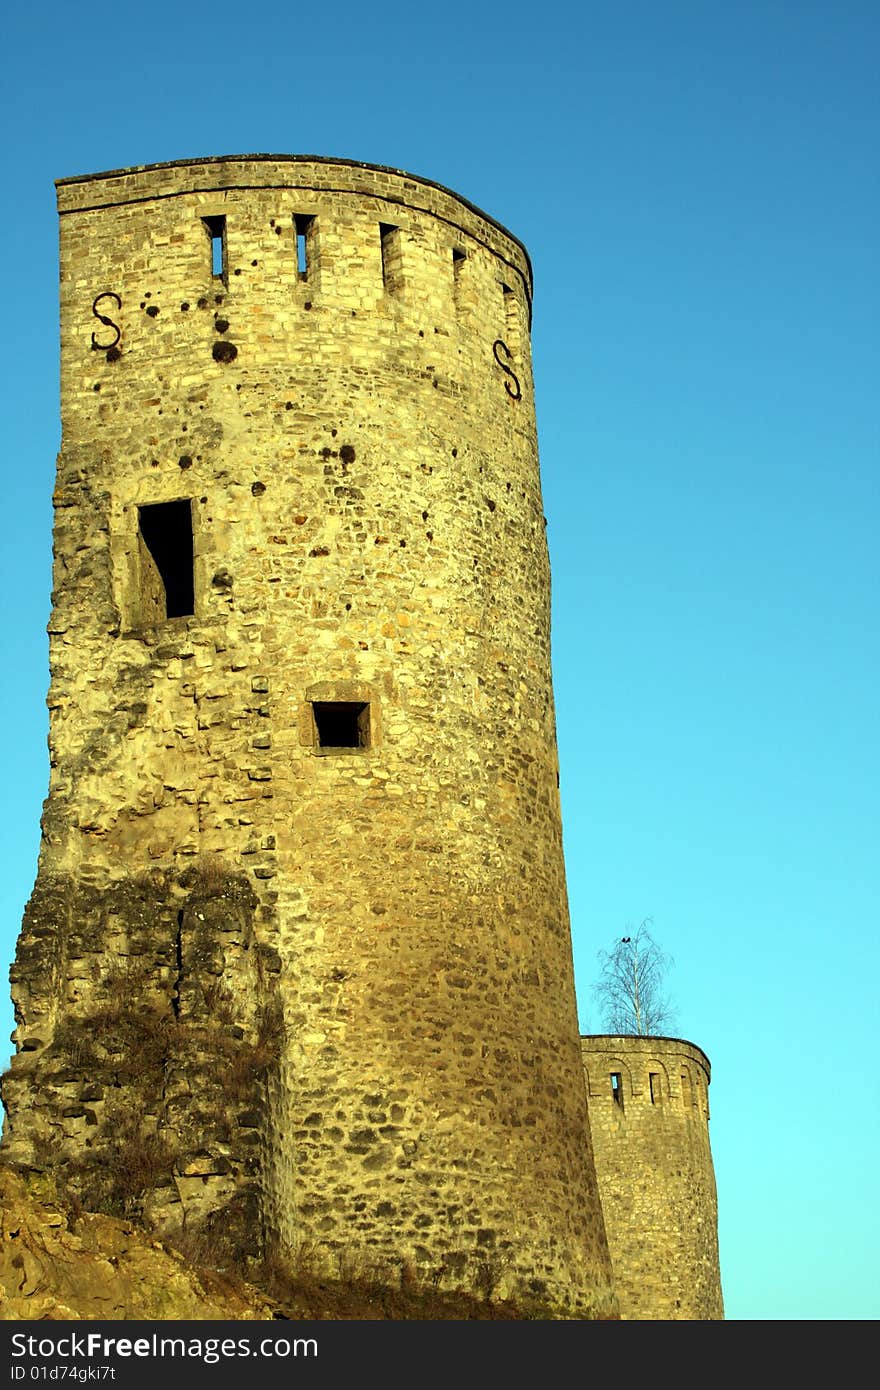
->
[593,918,677,1036]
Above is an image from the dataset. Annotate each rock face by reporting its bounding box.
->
[0,1166,274,1321]
[3,869,281,1268]
[1,157,617,1319]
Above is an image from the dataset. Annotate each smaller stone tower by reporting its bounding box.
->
[580,1035,723,1319]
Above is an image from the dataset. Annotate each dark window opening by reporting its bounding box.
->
[313,701,370,751]
[294,214,314,279]
[203,215,226,280]
[649,1072,660,1104]
[452,247,466,306]
[502,281,519,344]
[611,1072,624,1108]
[379,223,402,294]
[138,500,194,620]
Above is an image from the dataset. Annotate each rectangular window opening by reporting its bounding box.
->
[294,214,314,280]
[313,701,370,752]
[203,215,226,281]
[649,1073,660,1105]
[611,1072,624,1108]
[379,223,402,294]
[138,499,194,621]
[452,247,466,310]
[501,281,520,352]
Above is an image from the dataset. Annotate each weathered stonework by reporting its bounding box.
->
[0,1166,278,1321]
[1,156,618,1317]
[581,1035,724,1319]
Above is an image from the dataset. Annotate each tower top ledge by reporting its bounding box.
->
[54,153,532,292]
[581,1034,712,1079]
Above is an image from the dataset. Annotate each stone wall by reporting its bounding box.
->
[1,157,616,1318]
[581,1035,723,1319]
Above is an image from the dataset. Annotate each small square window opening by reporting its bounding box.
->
[313,701,370,752]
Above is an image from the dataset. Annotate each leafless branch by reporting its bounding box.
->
[592,918,677,1036]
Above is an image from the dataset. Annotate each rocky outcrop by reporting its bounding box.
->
[0,1166,274,1321]
[3,869,281,1266]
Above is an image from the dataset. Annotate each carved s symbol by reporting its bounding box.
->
[492,338,522,401]
[91,291,122,351]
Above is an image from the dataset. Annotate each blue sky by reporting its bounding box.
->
[0,1,877,1321]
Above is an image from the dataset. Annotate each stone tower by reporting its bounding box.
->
[1,156,617,1317]
[580,1035,724,1318]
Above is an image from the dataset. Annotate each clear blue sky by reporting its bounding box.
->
[0,0,877,1322]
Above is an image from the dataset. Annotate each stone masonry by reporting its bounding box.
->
[1,157,618,1318]
[581,1035,724,1318]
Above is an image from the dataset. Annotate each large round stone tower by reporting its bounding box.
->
[1,156,616,1316]
[581,1035,724,1318]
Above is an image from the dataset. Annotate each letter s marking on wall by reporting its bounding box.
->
[91,292,122,351]
[492,338,522,401]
